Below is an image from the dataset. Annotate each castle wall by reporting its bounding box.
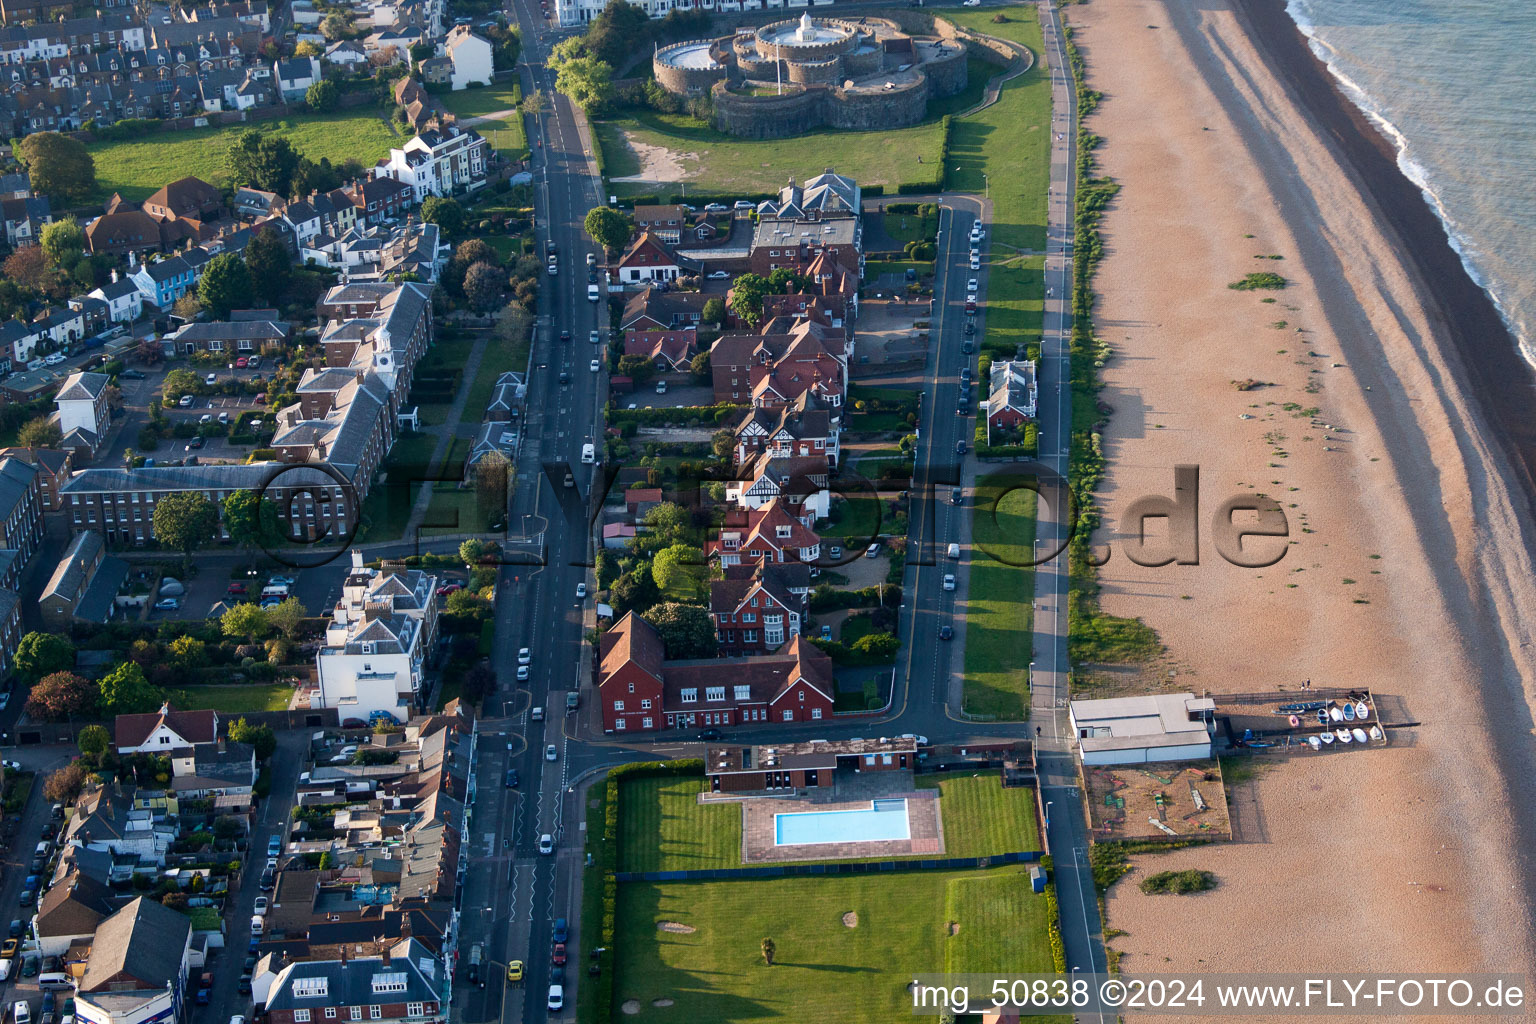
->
[921,41,968,97]
[841,46,882,78]
[711,80,824,139]
[824,75,927,131]
[653,41,730,95]
[786,55,842,86]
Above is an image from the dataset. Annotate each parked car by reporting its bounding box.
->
[552,919,569,943]
[865,543,882,558]
[1,939,17,959]
[204,373,217,385]
[576,582,587,599]
[708,270,730,279]
[733,200,754,210]
[154,597,180,611]
[547,985,564,1012]
[551,943,567,966]
[505,769,519,788]
[235,357,248,368]
[699,728,722,741]
[120,369,146,380]
[0,959,12,982]
[260,870,274,891]
[185,436,204,450]
[247,356,261,369]
[253,896,268,916]
[14,1000,30,1024]
[516,665,530,682]
[704,202,728,212]
[43,354,64,366]
[436,583,462,598]
[178,394,195,407]
[227,583,247,595]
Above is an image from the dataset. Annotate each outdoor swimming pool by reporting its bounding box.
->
[774,799,911,846]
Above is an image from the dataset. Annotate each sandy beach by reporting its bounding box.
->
[1067,0,1536,1011]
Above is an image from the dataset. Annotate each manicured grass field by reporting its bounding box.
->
[614,867,1059,1022]
[618,776,742,873]
[915,770,1041,854]
[980,252,1046,362]
[85,111,401,204]
[596,109,945,198]
[962,473,1037,719]
[167,683,294,713]
[440,82,527,159]
[941,6,1053,253]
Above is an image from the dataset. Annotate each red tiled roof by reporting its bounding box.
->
[599,611,665,680]
[114,703,217,749]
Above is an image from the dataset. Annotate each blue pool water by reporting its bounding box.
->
[774,799,911,846]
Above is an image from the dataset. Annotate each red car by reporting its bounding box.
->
[227,583,247,595]
[436,583,463,598]
[236,356,248,368]
[551,943,567,966]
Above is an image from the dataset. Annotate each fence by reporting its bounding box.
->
[616,848,1043,883]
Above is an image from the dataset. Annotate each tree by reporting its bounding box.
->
[16,417,61,449]
[553,53,614,112]
[245,224,292,305]
[136,338,164,366]
[521,90,546,117]
[306,79,339,112]
[420,196,465,237]
[760,937,776,967]
[25,671,96,721]
[650,544,706,602]
[463,262,503,312]
[198,253,255,319]
[711,428,734,460]
[167,635,209,669]
[43,763,87,804]
[609,564,658,618]
[153,491,219,569]
[584,0,652,66]
[227,130,301,195]
[223,489,283,553]
[767,267,808,294]
[40,217,84,269]
[221,602,271,642]
[294,39,322,57]
[173,294,203,321]
[77,724,110,757]
[162,368,200,401]
[265,597,308,640]
[641,501,692,544]
[729,273,770,327]
[494,301,532,348]
[850,631,899,661]
[17,132,96,201]
[409,41,434,63]
[462,662,496,704]
[690,350,711,384]
[98,660,164,716]
[2,247,49,291]
[228,717,278,761]
[583,206,631,254]
[615,354,655,382]
[702,297,725,324]
[461,538,491,565]
[646,602,716,659]
[320,12,351,39]
[15,632,75,683]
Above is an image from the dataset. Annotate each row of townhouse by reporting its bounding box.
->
[0,455,40,677]
[553,0,847,27]
[58,281,434,546]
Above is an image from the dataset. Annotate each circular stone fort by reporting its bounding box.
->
[654,13,968,139]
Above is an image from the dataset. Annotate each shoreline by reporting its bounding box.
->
[1233,0,1536,513]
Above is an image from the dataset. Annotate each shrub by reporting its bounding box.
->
[1139,869,1217,895]
[1228,272,1286,291]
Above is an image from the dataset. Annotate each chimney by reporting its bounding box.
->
[110,268,119,284]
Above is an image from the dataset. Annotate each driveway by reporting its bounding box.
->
[616,381,712,409]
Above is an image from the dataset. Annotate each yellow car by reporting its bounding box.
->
[506,960,524,984]
[0,940,16,960]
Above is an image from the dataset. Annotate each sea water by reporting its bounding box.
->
[1286,0,1536,366]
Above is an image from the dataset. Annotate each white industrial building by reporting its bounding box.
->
[1068,692,1216,766]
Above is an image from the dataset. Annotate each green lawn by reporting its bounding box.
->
[825,492,883,543]
[462,327,533,416]
[980,252,1046,362]
[618,776,741,874]
[883,206,939,248]
[614,867,1059,1022]
[596,110,945,198]
[578,784,611,1024]
[86,111,400,204]
[357,430,439,542]
[864,258,933,284]
[962,473,1037,719]
[441,82,528,159]
[915,770,1041,854]
[167,683,294,713]
[941,7,1053,253]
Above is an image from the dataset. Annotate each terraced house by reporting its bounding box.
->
[376,120,489,200]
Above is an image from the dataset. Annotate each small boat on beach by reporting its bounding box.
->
[1279,700,1327,714]
[1342,703,1356,722]
[1369,725,1384,741]
[1352,728,1368,744]
[1320,731,1335,745]
[1288,715,1301,728]
[1308,736,1322,751]
[1356,701,1370,720]
[1318,708,1330,725]
[1336,728,1352,744]
[1330,706,1344,722]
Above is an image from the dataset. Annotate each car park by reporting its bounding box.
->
[250,915,264,935]
[260,596,283,609]
[2,761,19,773]
[260,870,274,891]
[20,953,38,975]
[44,353,65,366]
[963,339,975,354]
[655,380,667,394]
[545,744,558,761]
[538,834,554,855]
[199,413,212,424]
[964,320,975,335]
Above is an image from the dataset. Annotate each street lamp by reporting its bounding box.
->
[1045,800,1053,832]
[982,172,989,202]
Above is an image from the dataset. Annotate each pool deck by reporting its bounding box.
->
[704,773,945,862]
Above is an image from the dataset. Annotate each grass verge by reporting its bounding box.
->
[963,473,1037,719]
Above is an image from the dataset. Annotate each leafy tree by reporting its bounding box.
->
[221,602,271,642]
[43,763,87,804]
[2,247,49,291]
[15,632,75,683]
[609,564,658,618]
[584,0,652,66]
[319,12,351,39]
[645,602,716,659]
[294,40,322,57]
[162,368,200,401]
[223,489,283,553]
[521,90,546,117]
[850,631,899,661]
[152,491,219,570]
[690,350,711,384]
[77,724,110,756]
[420,196,466,237]
[583,206,631,254]
[615,354,655,382]
[25,671,95,721]
[173,294,203,321]
[409,41,434,63]
[463,262,503,312]
[40,217,84,269]
[17,417,61,449]
[245,225,291,305]
[198,253,255,319]
[711,428,735,460]
[642,501,693,544]
[227,130,301,195]
[228,717,278,761]
[265,597,308,640]
[460,538,492,565]
[462,663,496,704]
[729,273,770,327]
[98,660,164,716]
[306,79,339,112]
[702,297,725,324]
[494,300,532,348]
[167,635,209,669]
[767,267,809,294]
[650,544,706,602]
[17,132,96,201]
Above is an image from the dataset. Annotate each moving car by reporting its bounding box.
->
[943,574,956,591]
[0,938,16,958]
[560,329,571,343]
[589,359,600,373]
[545,744,558,761]
[518,648,531,665]
[589,330,601,344]
[956,439,967,455]
[586,252,596,266]
[516,665,530,682]
[655,380,667,394]
[505,769,519,788]
[538,834,554,855]
[558,371,570,386]
[940,624,954,640]
[699,728,722,741]
[576,582,587,599]
[506,960,524,983]
[967,278,978,293]
[970,255,980,271]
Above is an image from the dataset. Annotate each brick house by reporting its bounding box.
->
[984,359,1038,444]
[710,560,808,657]
[726,453,830,521]
[598,611,835,734]
[622,330,696,372]
[619,286,708,332]
[259,937,445,1024]
[610,230,680,288]
[631,204,687,244]
[0,446,70,511]
[732,393,838,466]
[709,324,845,408]
[708,497,821,566]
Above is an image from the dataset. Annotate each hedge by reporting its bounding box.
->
[607,403,746,428]
[809,583,903,612]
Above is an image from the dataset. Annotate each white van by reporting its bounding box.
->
[587,283,600,302]
[260,585,289,599]
[947,543,960,559]
[580,443,595,465]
